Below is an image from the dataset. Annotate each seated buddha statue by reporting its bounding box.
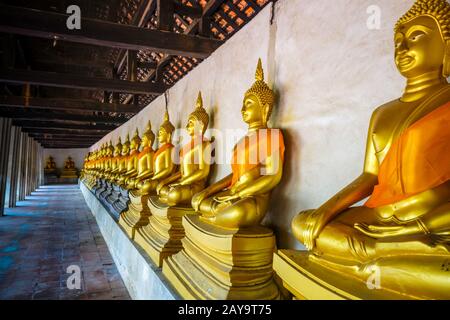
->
[99,139,123,201]
[112,134,130,184]
[126,113,177,241]
[64,157,75,169]
[162,60,285,299]
[44,156,56,172]
[157,92,212,207]
[118,129,141,188]
[191,60,285,229]
[125,121,156,191]
[137,111,176,195]
[95,141,114,197]
[290,0,450,299]
[135,95,212,266]
[106,134,131,216]
[61,156,78,179]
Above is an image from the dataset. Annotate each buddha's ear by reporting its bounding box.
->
[443,40,450,78]
[262,103,270,124]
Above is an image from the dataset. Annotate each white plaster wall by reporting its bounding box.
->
[91,0,417,249]
[44,148,88,169]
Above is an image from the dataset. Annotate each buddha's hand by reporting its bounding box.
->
[354,223,407,238]
[301,208,329,250]
[192,190,208,212]
[214,194,240,203]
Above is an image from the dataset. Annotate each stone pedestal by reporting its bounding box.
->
[99,180,113,201]
[134,196,194,267]
[162,215,280,300]
[95,179,107,197]
[272,250,409,300]
[111,186,129,214]
[61,169,78,179]
[118,190,152,239]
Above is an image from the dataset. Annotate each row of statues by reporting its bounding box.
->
[80,0,450,300]
[45,156,78,178]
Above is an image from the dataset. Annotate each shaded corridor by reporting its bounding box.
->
[0,185,130,300]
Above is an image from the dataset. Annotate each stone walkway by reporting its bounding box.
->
[0,185,130,300]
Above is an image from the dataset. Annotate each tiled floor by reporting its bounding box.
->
[0,185,130,300]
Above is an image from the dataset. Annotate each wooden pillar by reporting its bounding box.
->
[7,126,21,208]
[18,132,27,201]
[0,117,12,216]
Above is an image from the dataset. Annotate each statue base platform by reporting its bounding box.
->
[118,190,152,239]
[134,196,195,267]
[111,186,129,214]
[273,250,412,300]
[162,215,280,300]
[60,169,78,179]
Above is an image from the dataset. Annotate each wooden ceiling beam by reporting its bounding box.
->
[14,120,116,131]
[0,108,127,124]
[22,128,107,135]
[0,96,140,113]
[0,5,222,58]
[0,69,168,94]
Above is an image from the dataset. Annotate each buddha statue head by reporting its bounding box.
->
[394,0,450,79]
[158,110,175,145]
[130,128,141,151]
[186,91,209,136]
[122,134,131,155]
[114,137,123,157]
[242,58,275,129]
[141,120,155,149]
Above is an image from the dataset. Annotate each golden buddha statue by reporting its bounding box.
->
[119,121,158,239]
[99,139,123,201]
[276,0,450,300]
[131,112,177,242]
[95,141,114,197]
[137,111,176,195]
[44,156,56,173]
[105,135,131,215]
[157,92,212,206]
[119,129,141,187]
[125,122,155,191]
[61,156,78,179]
[134,95,212,266]
[163,59,285,300]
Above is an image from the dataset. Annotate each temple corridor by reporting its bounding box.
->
[0,185,130,300]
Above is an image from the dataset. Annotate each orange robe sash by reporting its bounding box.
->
[231,129,285,186]
[154,143,174,159]
[365,102,450,208]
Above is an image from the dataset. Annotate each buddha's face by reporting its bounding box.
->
[395,16,445,78]
[186,117,203,136]
[242,94,264,125]
[158,128,169,144]
[141,136,148,148]
[122,144,130,155]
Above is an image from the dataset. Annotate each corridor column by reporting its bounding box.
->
[0,117,12,217]
[6,126,21,208]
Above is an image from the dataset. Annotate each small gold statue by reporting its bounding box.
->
[279,0,450,300]
[44,156,56,173]
[60,156,78,179]
[163,59,285,300]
